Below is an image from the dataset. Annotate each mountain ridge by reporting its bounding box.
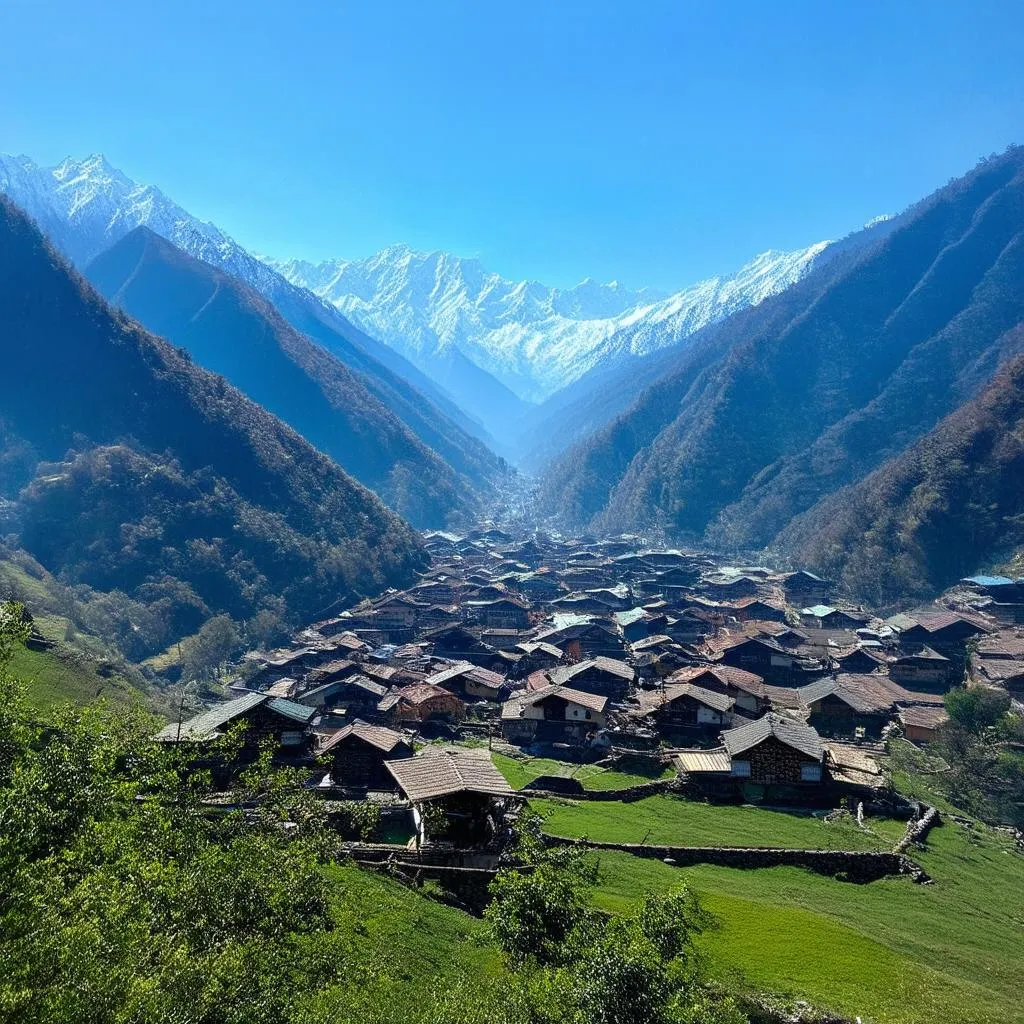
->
[538,148,1024,560]
[85,226,493,528]
[0,152,512,465]
[0,194,426,659]
[269,239,830,405]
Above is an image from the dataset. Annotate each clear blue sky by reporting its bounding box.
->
[1,0,1022,291]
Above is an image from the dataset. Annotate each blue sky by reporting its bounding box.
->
[1,0,1022,291]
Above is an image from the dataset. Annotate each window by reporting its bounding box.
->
[585,710,592,719]
[731,760,751,777]
[801,763,822,782]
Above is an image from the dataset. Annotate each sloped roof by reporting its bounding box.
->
[614,607,647,626]
[321,719,410,754]
[636,682,734,715]
[668,664,766,697]
[395,682,462,706]
[798,673,944,715]
[424,661,476,686]
[385,747,515,802]
[502,684,608,719]
[153,692,313,742]
[893,644,949,663]
[630,634,677,652]
[517,641,564,659]
[155,692,266,741]
[674,747,732,774]
[264,678,299,698]
[267,697,318,724]
[801,605,837,618]
[721,713,823,761]
[898,706,950,730]
[549,656,634,686]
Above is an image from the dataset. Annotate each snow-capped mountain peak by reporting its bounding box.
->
[268,239,830,402]
[0,151,832,408]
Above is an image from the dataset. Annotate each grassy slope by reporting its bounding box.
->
[9,643,142,710]
[529,793,906,851]
[589,822,1024,1024]
[319,803,1024,1024]
[491,752,674,791]
[317,863,504,1020]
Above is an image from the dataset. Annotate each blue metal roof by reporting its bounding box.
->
[962,575,1015,587]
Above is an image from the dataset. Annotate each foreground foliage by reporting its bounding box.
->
[484,818,744,1024]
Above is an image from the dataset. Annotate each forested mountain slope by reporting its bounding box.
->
[0,153,507,465]
[86,227,494,527]
[780,352,1024,606]
[540,148,1024,550]
[0,196,426,659]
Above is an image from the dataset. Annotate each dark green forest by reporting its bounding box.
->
[781,354,1024,606]
[540,148,1024,587]
[0,197,426,660]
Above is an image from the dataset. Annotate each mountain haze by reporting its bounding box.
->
[540,148,1024,559]
[0,195,426,657]
[270,241,829,406]
[0,153,509,462]
[85,227,494,528]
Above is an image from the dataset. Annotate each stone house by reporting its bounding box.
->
[676,713,826,786]
[320,719,413,789]
[549,656,635,701]
[501,684,608,745]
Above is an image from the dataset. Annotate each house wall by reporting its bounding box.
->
[740,736,821,784]
[330,735,411,788]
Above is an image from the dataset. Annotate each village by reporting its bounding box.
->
[157,525,1024,861]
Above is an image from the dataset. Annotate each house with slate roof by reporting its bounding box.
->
[633,682,735,740]
[320,719,413,789]
[386,747,517,847]
[674,713,828,801]
[501,684,608,745]
[154,692,317,781]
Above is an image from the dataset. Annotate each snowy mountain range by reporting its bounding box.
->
[0,151,829,423]
[270,240,830,402]
[0,153,288,294]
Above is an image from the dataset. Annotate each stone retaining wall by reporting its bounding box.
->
[893,804,941,853]
[543,836,929,883]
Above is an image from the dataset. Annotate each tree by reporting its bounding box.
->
[0,600,341,1024]
[945,687,1012,735]
[180,613,241,680]
[485,816,596,964]
[484,816,742,1024]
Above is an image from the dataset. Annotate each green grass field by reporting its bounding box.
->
[491,752,674,791]
[587,817,1024,1024]
[530,793,906,851]
[317,863,504,1020]
[10,642,144,710]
